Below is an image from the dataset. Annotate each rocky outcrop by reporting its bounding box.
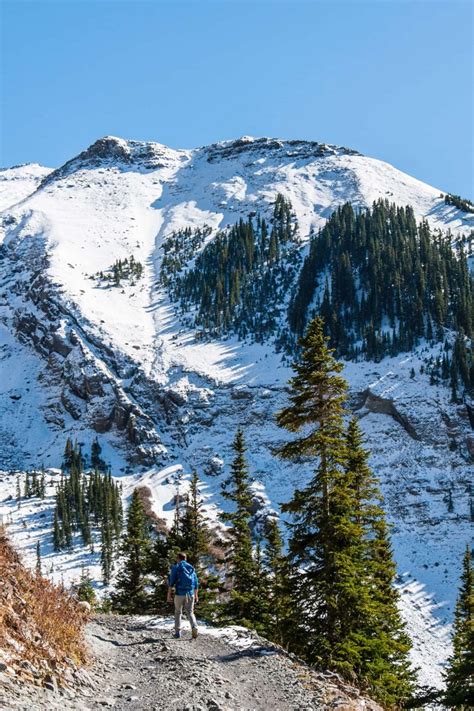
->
[354,388,420,440]
[38,136,182,189]
[204,136,361,163]
[2,237,165,467]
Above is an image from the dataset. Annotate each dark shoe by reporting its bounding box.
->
[173,631,181,639]
[192,627,198,639]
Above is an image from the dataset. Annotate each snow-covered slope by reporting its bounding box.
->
[0,135,472,691]
[0,163,53,211]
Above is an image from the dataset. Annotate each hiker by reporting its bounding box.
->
[167,552,199,639]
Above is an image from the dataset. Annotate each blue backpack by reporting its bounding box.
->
[176,561,195,592]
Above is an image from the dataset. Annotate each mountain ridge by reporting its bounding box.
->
[0,133,472,691]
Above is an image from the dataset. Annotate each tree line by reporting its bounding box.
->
[160,196,473,396]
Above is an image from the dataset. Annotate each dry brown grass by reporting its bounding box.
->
[0,528,87,682]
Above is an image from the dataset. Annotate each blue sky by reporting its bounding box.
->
[1,0,473,196]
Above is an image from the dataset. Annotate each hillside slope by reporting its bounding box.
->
[0,135,473,691]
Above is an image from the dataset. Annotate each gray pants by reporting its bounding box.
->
[174,594,197,632]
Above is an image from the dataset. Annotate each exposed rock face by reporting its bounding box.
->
[39,135,184,188]
[354,388,420,440]
[1,235,166,467]
[204,135,361,163]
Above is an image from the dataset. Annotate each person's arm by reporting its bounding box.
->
[193,571,199,602]
[167,565,177,602]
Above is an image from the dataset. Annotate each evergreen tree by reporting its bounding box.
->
[24,472,31,498]
[444,546,474,708]
[100,518,113,584]
[39,469,46,499]
[180,471,219,618]
[263,518,293,647]
[277,317,348,658]
[181,471,211,569]
[343,418,414,706]
[220,428,258,625]
[249,539,271,635]
[35,540,42,577]
[31,471,37,496]
[91,437,104,471]
[150,529,174,614]
[63,437,74,471]
[77,566,96,605]
[113,488,151,612]
[169,488,184,552]
[53,509,62,551]
[277,318,413,705]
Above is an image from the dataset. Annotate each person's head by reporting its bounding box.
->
[177,552,187,563]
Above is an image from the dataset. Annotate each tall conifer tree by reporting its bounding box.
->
[444,546,474,708]
[181,471,211,569]
[35,540,42,577]
[277,317,348,659]
[277,318,413,705]
[221,428,258,624]
[342,417,414,706]
[113,488,151,612]
[263,518,293,647]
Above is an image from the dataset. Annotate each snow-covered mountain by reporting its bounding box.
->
[0,135,473,689]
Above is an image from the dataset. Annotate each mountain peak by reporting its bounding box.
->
[39,135,187,187]
[202,135,362,163]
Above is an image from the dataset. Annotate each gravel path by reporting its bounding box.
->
[1,615,381,710]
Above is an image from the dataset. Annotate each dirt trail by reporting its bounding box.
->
[1,615,381,710]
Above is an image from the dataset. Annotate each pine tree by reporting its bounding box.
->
[35,540,42,576]
[343,417,414,706]
[91,437,104,471]
[100,518,113,584]
[77,566,96,605]
[181,471,210,569]
[180,471,219,618]
[150,529,174,614]
[31,471,38,497]
[113,488,151,613]
[444,546,474,708]
[39,470,46,499]
[277,317,348,659]
[249,539,271,635]
[63,437,74,471]
[16,476,21,506]
[263,518,293,647]
[277,318,413,705]
[24,472,31,498]
[220,428,258,625]
[169,488,184,552]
